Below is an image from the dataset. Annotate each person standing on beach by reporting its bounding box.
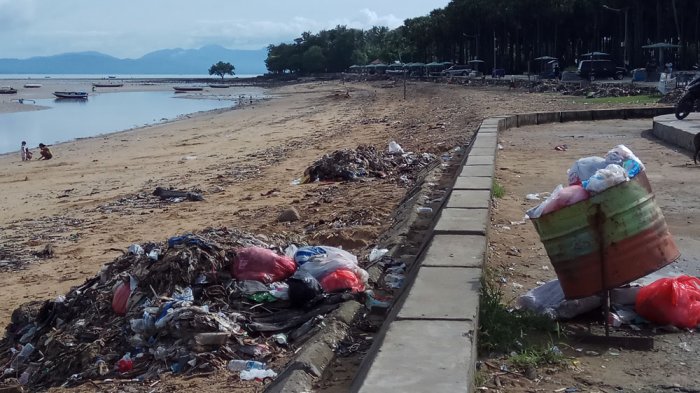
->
[38,143,52,160]
[20,141,33,161]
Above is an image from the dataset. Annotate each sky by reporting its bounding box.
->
[0,0,450,59]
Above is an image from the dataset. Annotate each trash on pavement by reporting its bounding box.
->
[153,186,203,202]
[387,141,404,154]
[232,246,297,283]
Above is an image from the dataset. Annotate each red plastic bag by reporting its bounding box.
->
[320,269,365,293]
[232,247,297,283]
[635,275,700,329]
[112,281,131,315]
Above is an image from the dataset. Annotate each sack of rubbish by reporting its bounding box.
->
[517,279,602,319]
[567,156,607,186]
[112,280,131,315]
[605,145,645,172]
[582,164,629,194]
[320,269,366,293]
[298,246,369,285]
[231,246,297,284]
[286,270,323,307]
[635,275,700,329]
[526,184,590,218]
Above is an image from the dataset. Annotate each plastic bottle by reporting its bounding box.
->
[227,359,265,371]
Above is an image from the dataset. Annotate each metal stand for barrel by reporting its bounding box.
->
[577,204,654,350]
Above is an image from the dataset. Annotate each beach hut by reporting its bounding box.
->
[641,42,680,72]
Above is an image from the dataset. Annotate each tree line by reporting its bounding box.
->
[265,0,700,75]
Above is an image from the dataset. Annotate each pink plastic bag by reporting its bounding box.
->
[112,281,131,315]
[541,185,589,215]
[635,275,700,329]
[320,269,365,293]
[232,247,297,283]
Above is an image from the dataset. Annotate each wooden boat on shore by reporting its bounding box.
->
[173,86,204,92]
[53,91,88,99]
[0,86,17,94]
[208,84,230,88]
[23,83,42,88]
[92,82,124,88]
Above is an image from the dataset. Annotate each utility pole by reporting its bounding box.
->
[603,5,630,67]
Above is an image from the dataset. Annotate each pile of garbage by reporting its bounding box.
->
[0,229,371,390]
[527,144,644,218]
[657,87,685,104]
[528,80,658,98]
[302,143,437,183]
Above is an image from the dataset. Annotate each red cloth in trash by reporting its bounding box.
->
[636,275,700,329]
[320,269,365,293]
[232,246,297,283]
[112,281,131,315]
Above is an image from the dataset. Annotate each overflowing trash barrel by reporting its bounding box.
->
[530,171,680,299]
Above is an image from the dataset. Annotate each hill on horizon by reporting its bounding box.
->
[0,45,268,75]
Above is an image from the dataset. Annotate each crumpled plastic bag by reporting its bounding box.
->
[582,164,629,194]
[231,247,297,283]
[605,144,645,171]
[286,270,323,307]
[388,141,404,154]
[567,156,607,186]
[517,279,602,319]
[540,185,589,216]
[320,269,366,293]
[112,281,131,315]
[635,275,700,329]
[298,246,369,285]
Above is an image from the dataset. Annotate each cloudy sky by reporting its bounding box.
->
[0,0,449,59]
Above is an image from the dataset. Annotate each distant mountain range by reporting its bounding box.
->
[0,45,268,75]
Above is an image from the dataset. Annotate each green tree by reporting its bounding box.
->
[208,61,235,79]
[302,45,326,73]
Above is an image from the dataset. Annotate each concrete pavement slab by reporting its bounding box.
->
[434,208,488,235]
[422,234,487,268]
[468,147,497,156]
[447,190,491,209]
[358,320,475,393]
[459,164,494,177]
[454,176,492,190]
[466,155,494,166]
[398,266,481,320]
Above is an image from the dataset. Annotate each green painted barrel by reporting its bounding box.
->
[531,172,679,299]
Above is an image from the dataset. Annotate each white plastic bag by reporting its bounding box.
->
[604,144,645,171]
[388,141,404,154]
[526,185,563,219]
[299,246,369,284]
[517,279,601,319]
[567,156,607,185]
[582,164,629,194]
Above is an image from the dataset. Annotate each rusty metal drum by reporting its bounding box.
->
[530,172,680,299]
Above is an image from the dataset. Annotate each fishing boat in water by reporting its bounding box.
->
[0,86,17,94]
[23,83,42,88]
[92,82,124,88]
[53,91,88,99]
[208,84,230,88]
[173,86,204,92]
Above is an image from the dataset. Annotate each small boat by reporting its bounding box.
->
[53,91,88,99]
[208,84,230,88]
[23,83,42,88]
[0,86,17,94]
[173,86,204,92]
[92,82,124,88]
[108,76,116,79]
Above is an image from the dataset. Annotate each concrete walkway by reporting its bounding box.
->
[652,112,700,153]
[351,106,688,393]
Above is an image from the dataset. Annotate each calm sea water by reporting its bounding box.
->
[0,74,261,80]
[0,88,264,154]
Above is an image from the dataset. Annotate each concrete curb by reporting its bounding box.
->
[352,105,682,393]
[652,113,700,153]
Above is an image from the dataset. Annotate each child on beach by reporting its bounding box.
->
[20,141,33,161]
[38,143,52,160]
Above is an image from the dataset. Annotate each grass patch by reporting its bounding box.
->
[492,181,505,198]
[478,271,562,362]
[573,94,662,105]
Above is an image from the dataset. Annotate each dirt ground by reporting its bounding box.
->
[0,78,677,392]
[483,119,700,392]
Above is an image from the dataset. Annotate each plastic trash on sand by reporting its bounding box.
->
[231,246,297,284]
[298,246,369,285]
[286,270,323,307]
[528,185,590,218]
[320,269,366,293]
[517,279,601,319]
[388,141,404,154]
[240,368,277,381]
[635,275,700,329]
[605,145,645,172]
[369,248,389,263]
[582,164,629,194]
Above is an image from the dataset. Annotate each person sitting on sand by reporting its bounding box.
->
[38,143,52,160]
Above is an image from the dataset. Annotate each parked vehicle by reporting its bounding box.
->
[577,60,625,80]
[675,73,700,120]
[442,65,472,77]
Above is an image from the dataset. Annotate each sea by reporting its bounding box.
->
[0,75,265,155]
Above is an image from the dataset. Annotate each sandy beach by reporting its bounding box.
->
[0,77,665,391]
